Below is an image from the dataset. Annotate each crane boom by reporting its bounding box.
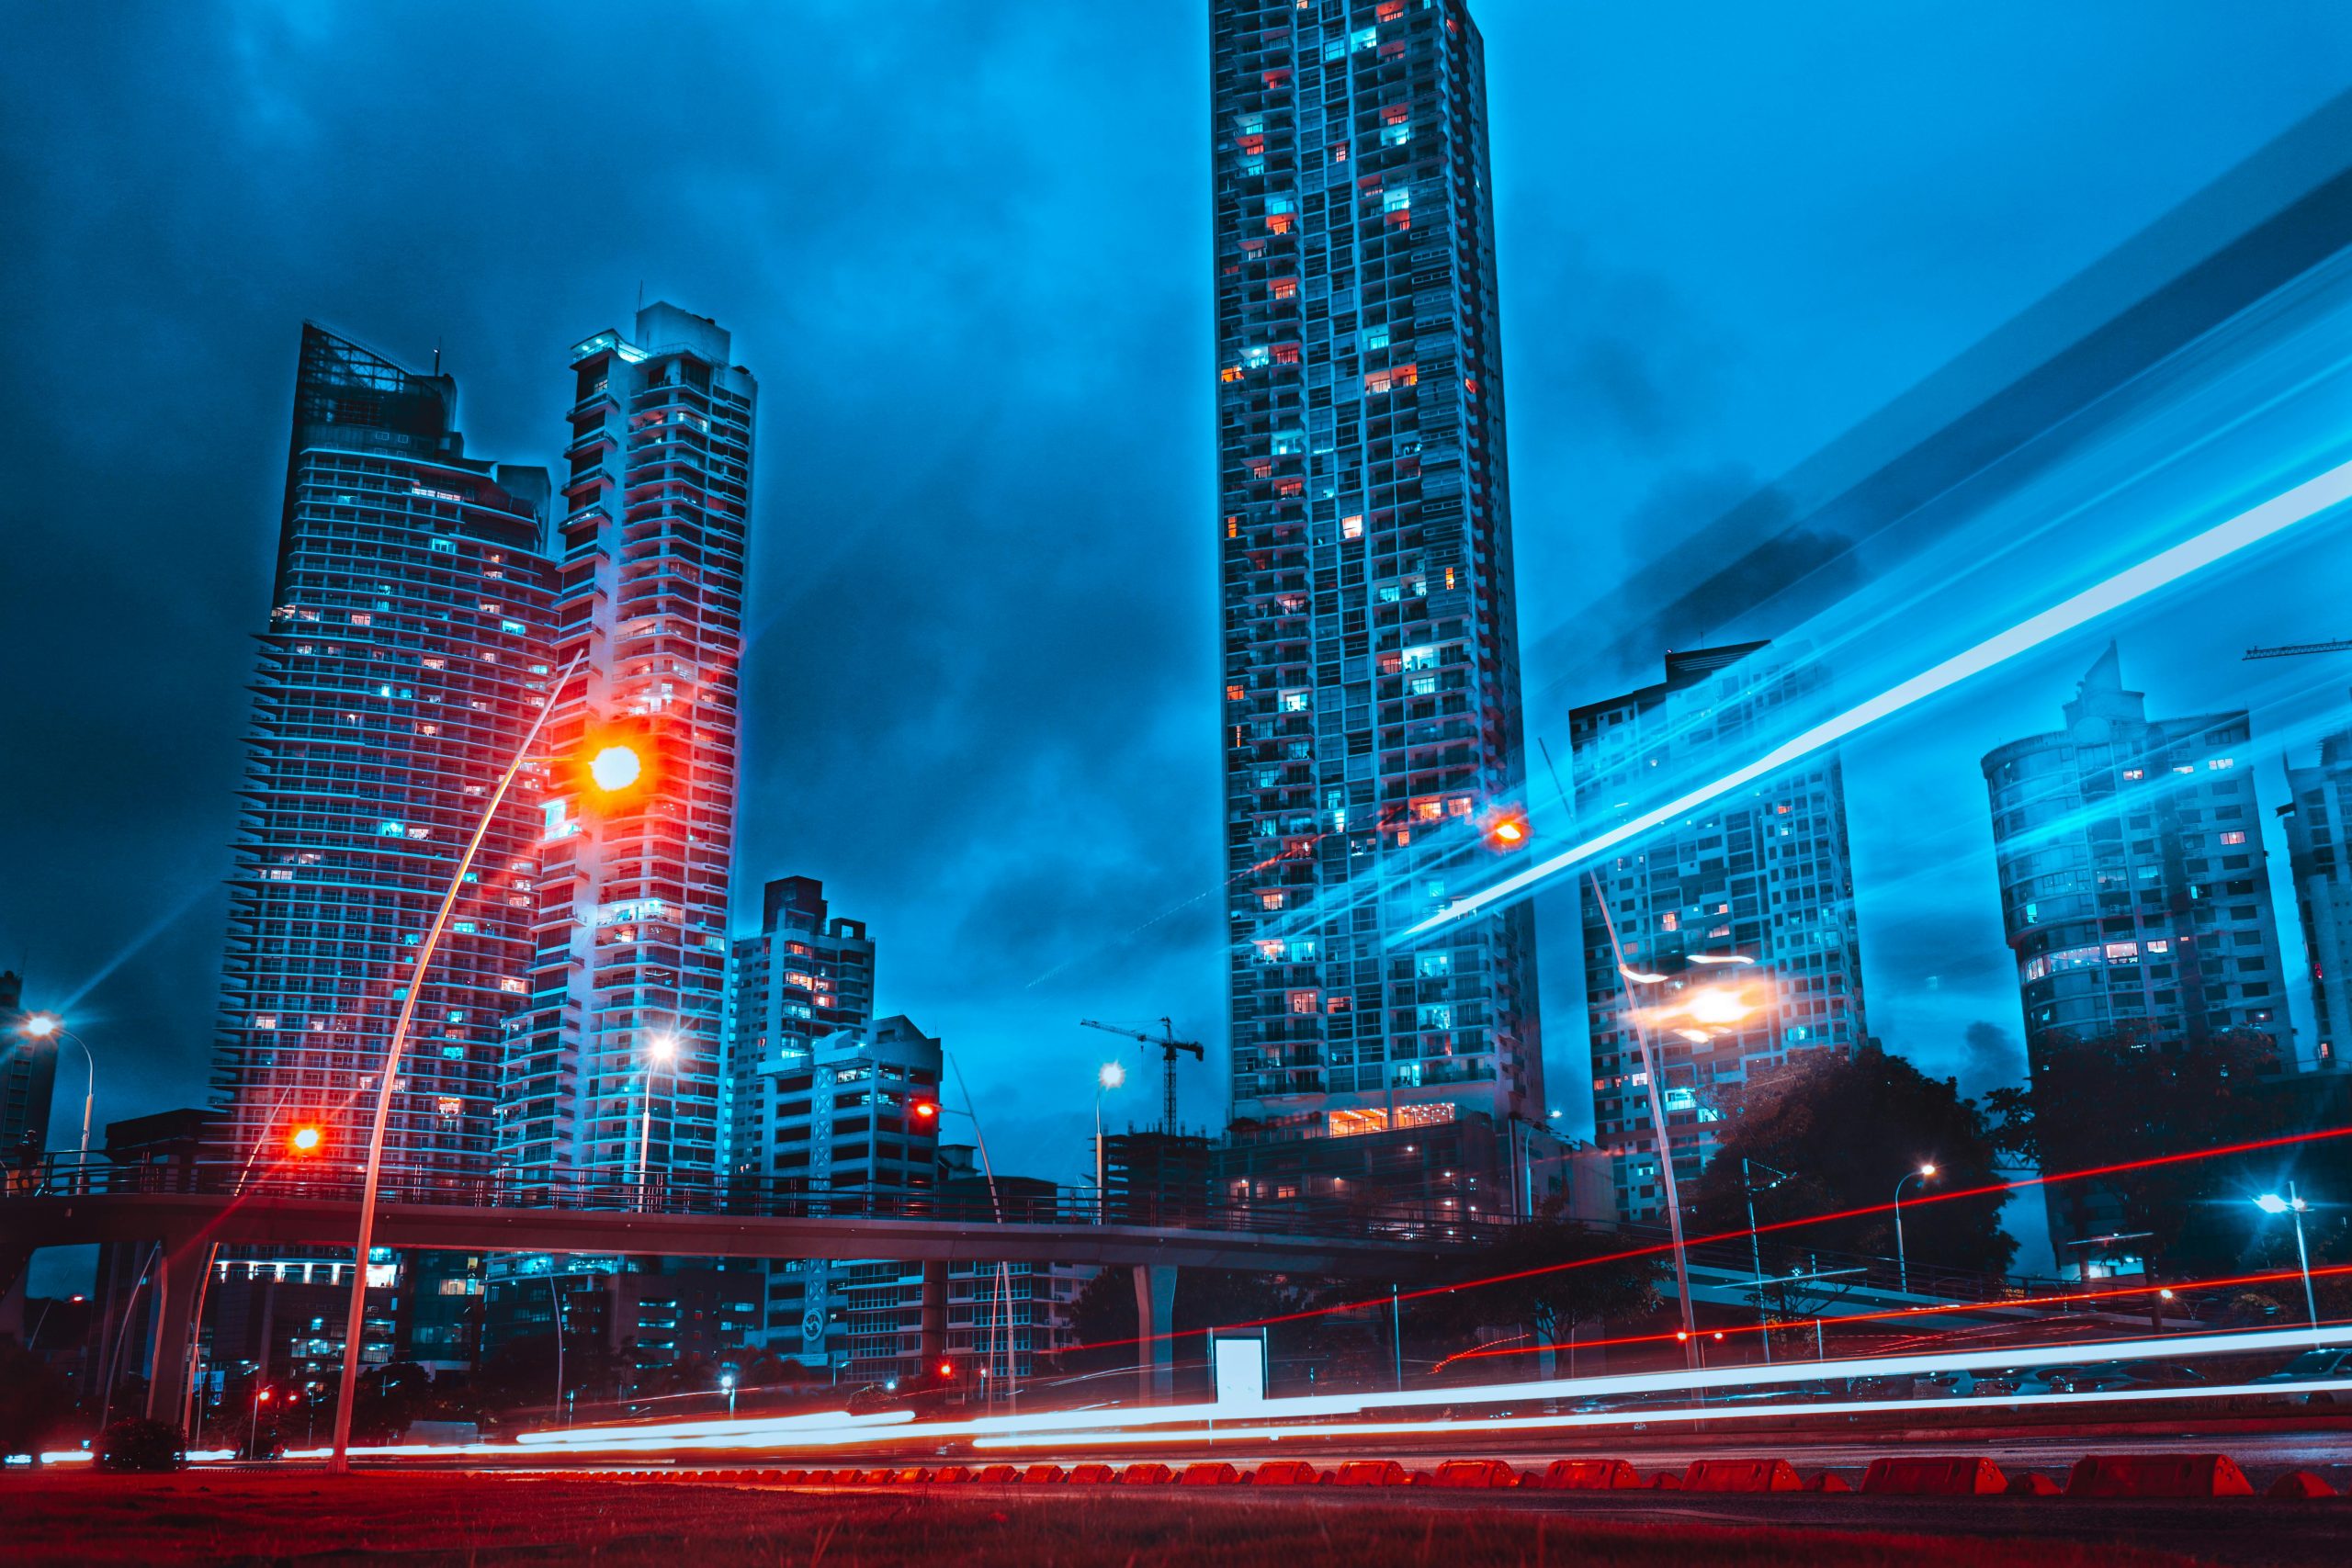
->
[1080,1017,1204,1134]
[2244,638,2352,660]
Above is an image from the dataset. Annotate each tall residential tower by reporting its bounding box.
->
[1982,646,2294,1065]
[213,325,554,1179]
[1213,0,1539,1141]
[499,303,757,1188]
[1571,643,1867,1223]
[2279,705,2352,1069]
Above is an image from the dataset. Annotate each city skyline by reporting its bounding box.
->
[9,5,2352,1294]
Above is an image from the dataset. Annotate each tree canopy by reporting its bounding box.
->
[1689,1044,2017,1277]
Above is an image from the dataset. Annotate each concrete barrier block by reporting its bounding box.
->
[1332,1459,1409,1487]
[1182,1461,1242,1485]
[1804,1472,1853,1493]
[971,1464,1020,1483]
[892,1467,931,1484]
[1431,1459,1519,1489]
[1020,1463,1064,1484]
[1861,1457,2007,1496]
[2267,1471,2337,1499]
[1685,1458,1801,1493]
[1645,1472,1683,1489]
[1066,1463,1117,1484]
[1119,1462,1175,1485]
[2006,1472,2061,1496]
[930,1466,973,1483]
[1252,1461,1324,1485]
[1539,1459,1640,1490]
[2065,1454,2254,1498]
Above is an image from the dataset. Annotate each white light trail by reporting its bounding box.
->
[236,1322,2352,1464]
[968,1375,2352,1451]
[1400,458,2352,939]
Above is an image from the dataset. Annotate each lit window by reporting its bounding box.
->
[1279,688,1310,712]
[2221,830,2246,845]
[1341,514,1364,540]
[252,1015,277,1031]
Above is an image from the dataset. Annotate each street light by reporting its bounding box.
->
[328,648,583,1473]
[1095,1060,1125,1225]
[2256,1185,2321,1347]
[639,1032,679,1201]
[19,1012,95,1190]
[720,1371,737,1419]
[1894,1164,1937,1294]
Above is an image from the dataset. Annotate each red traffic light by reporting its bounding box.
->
[936,1360,955,1380]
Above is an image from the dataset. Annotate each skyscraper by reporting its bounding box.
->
[1982,645,2295,1066]
[2279,705,2352,1069]
[1,971,58,1170]
[499,303,757,1188]
[1571,643,1867,1222]
[721,876,877,1184]
[1213,0,1539,1140]
[213,324,554,1179]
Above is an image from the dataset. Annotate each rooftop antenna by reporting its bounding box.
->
[432,338,441,376]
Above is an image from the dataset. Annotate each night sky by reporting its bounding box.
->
[7,4,2352,1291]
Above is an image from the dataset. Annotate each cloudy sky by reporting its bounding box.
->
[6,3,2352,1285]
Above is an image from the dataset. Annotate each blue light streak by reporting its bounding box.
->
[1398,458,2352,942]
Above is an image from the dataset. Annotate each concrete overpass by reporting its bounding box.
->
[0,1181,1464,1424]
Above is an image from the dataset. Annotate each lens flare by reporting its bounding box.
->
[588,744,643,793]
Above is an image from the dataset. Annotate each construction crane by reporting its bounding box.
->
[1080,1017,1204,1134]
[2245,639,2352,660]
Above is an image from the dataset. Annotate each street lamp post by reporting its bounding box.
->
[1586,874,1764,1370]
[20,1014,94,1191]
[639,1032,680,1204]
[327,649,582,1474]
[720,1371,737,1419]
[1095,1060,1125,1225]
[1894,1164,1937,1294]
[2256,1186,2321,1347]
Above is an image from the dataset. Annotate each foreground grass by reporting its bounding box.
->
[0,1472,2206,1567]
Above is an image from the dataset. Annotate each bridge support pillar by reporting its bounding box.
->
[145,1241,204,1429]
[919,1259,946,1373]
[1132,1262,1177,1405]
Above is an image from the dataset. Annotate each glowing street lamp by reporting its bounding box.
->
[18,1012,95,1189]
[1894,1165,1938,1294]
[1094,1060,1126,1225]
[720,1371,737,1419]
[588,742,643,794]
[288,1124,324,1156]
[2255,1185,2320,1346]
[639,1031,680,1201]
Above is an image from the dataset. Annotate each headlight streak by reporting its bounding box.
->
[240,1323,2352,1465]
[1396,457,2352,941]
[965,1375,2352,1452]
[1431,1260,2352,1370]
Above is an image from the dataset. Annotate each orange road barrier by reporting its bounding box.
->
[1538,1459,1639,1490]
[2064,1454,2255,1498]
[1020,1463,1065,1484]
[1430,1459,1519,1489]
[2267,1471,2337,1499]
[1861,1457,2007,1496]
[1181,1461,1242,1485]
[1685,1458,1801,1493]
[1067,1463,1117,1484]
[1251,1461,1324,1485]
[1119,1462,1175,1485]
[1331,1460,1409,1487]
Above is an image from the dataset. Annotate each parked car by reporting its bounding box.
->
[2252,1348,2352,1405]
[2043,1361,2207,1395]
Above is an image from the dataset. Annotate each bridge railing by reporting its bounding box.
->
[0,1151,1518,1245]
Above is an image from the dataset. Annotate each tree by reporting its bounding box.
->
[1690,1045,2017,1277]
[1989,1026,2317,1277]
[0,1343,75,1462]
[1402,1221,1665,1377]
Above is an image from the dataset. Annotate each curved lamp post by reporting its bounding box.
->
[327,650,580,1473]
[1894,1164,1937,1293]
[20,1013,94,1191]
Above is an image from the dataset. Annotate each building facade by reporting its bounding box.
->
[2279,706,2352,1069]
[212,324,555,1180]
[1,971,58,1172]
[1571,642,1867,1222]
[1982,645,2295,1064]
[1213,0,1539,1141]
[500,303,758,1189]
[721,876,877,1183]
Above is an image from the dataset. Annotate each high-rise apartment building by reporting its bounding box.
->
[721,876,877,1182]
[212,325,555,1179]
[1571,643,1867,1222]
[1983,646,2295,1065]
[1213,0,1539,1139]
[500,303,757,1187]
[1,971,57,1168]
[2278,705,2352,1069]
